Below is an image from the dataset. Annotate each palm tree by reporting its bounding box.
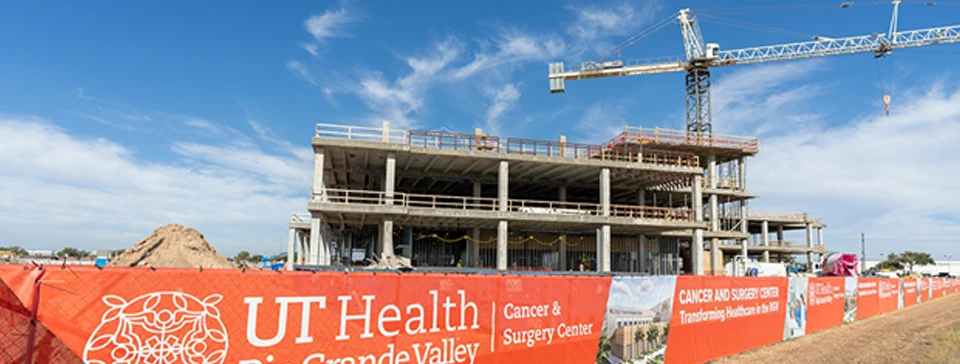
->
[647,326,660,348]
[596,329,612,364]
[634,329,646,358]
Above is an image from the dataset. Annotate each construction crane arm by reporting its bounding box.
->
[549,24,960,93]
[713,24,960,67]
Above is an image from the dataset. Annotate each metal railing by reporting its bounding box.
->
[291,212,311,223]
[317,123,408,143]
[617,126,760,153]
[314,189,694,222]
[316,123,699,168]
[748,210,812,221]
[702,177,742,190]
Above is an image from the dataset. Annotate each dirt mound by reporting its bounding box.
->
[109,224,235,269]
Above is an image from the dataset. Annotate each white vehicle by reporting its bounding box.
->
[724,257,789,277]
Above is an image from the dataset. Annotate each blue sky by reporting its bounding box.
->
[1,0,959,260]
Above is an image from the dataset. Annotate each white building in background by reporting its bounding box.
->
[26,250,54,258]
[864,260,960,276]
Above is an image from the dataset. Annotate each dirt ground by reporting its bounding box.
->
[715,293,960,364]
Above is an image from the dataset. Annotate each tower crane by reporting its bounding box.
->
[548,1,960,135]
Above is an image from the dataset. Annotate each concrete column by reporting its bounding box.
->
[297,233,305,265]
[497,161,508,270]
[818,227,824,248]
[404,229,413,259]
[818,227,825,264]
[806,222,814,269]
[707,153,718,230]
[382,218,394,258]
[777,225,784,241]
[762,221,770,263]
[559,186,568,271]
[313,148,326,201]
[738,157,746,190]
[599,168,611,272]
[740,202,748,260]
[309,216,323,265]
[385,152,396,204]
[559,135,567,157]
[382,120,391,142]
[286,228,296,271]
[600,225,611,272]
[471,181,482,267]
[710,238,723,276]
[497,221,508,270]
[692,175,705,275]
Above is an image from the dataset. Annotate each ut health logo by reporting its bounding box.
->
[83,292,228,364]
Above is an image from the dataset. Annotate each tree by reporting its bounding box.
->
[634,329,645,358]
[250,254,264,263]
[56,247,90,258]
[646,326,660,348]
[234,251,251,263]
[0,246,28,257]
[595,329,611,364]
[663,323,670,338]
[877,253,905,271]
[900,251,935,273]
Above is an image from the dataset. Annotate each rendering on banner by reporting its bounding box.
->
[598,276,675,364]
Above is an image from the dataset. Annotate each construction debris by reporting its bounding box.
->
[109,224,235,269]
[363,255,414,271]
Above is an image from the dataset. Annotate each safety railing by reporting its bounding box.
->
[408,130,501,152]
[748,210,812,221]
[313,189,695,222]
[610,204,694,221]
[617,126,760,153]
[316,123,699,168]
[508,199,601,216]
[702,177,742,190]
[290,212,311,223]
[316,123,408,143]
[405,193,499,210]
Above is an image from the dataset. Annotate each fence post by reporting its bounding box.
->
[24,270,45,364]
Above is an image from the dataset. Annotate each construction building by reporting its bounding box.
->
[287,121,826,275]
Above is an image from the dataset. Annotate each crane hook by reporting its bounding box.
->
[883,94,891,116]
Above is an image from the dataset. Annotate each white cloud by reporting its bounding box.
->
[304,5,356,42]
[354,38,462,128]
[448,31,566,81]
[565,1,662,56]
[712,60,825,135]
[71,107,153,132]
[75,87,96,101]
[286,60,317,86]
[742,76,960,258]
[299,42,320,57]
[483,84,521,134]
[0,116,312,255]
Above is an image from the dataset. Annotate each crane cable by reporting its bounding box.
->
[589,12,679,63]
[697,13,817,41]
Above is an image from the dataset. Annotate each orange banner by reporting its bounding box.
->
[805,277,845,334]
[0,265,610,364]
[902,279,919,308]
[877,278,899,314]
[855,278,881,320]
[932,278,944,299]
[664,276,788,364]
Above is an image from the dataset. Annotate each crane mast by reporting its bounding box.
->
[549,2,960,136]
